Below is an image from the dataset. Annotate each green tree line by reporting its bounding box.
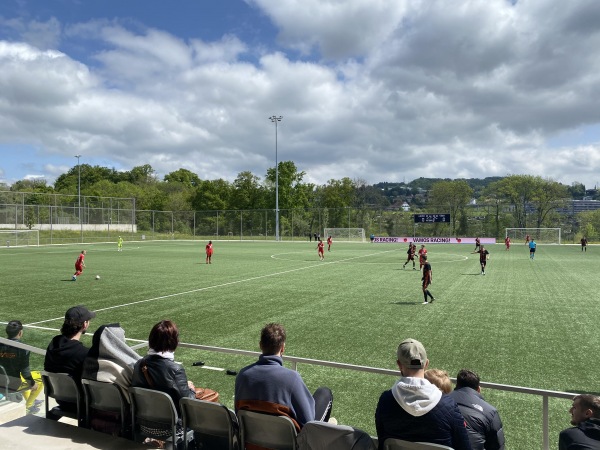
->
[1,163,597,240]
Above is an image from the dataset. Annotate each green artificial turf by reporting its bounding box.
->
[2,240,598,448]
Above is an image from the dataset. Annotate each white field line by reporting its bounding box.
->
[27,248,397,327]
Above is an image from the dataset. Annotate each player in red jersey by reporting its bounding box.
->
[472,246,490,275]
[403,243,417,270]
[205,241,213,264]
[418,245,428,270]
[72,250,86,281]
[474,237,481,251]
[505,236,511,251]
[525,234,530,245]
[317,238,325,260]
[327,235,332,252]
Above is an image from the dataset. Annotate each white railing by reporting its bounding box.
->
[0,336,575,450]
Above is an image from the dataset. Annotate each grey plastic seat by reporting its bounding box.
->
[297,420,376,450]
[180,397,238,450]
[238,409,298,450]
[383,438,454,450]
[41,370,84,425]
[129,386,193,449]
[82,378,129,437]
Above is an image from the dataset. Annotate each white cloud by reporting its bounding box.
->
[2,0,600,188]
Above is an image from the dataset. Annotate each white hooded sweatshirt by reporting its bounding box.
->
[391,376,443,417]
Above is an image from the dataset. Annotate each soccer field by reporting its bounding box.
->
[2,240,598,448]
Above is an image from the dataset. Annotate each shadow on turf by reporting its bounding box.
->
[390,301,428,306]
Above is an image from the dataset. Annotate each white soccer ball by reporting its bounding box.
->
[95,275,100,280]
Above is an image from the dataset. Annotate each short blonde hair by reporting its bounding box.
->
[425,368,453,394]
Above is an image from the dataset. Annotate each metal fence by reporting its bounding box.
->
[0,334,574,450]
[0,191,585,243]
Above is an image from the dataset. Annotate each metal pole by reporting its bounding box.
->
[75,155,82,242]
[269,116,283,241]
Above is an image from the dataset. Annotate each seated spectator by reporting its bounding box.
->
[559,394,600,450]
[375,338,471,450]
[425,369,453,394]
[44,305,95,413]
[0,320,44,414]
[235,323,333,431]
[83,323,140,396]
[131,320,197,444]
[449,369,505,450]
[82,323,141,435]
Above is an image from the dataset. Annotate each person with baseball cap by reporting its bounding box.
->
[375,338,472,450]
[44,305,96,414]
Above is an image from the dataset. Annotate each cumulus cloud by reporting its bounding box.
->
[1,0,600,188]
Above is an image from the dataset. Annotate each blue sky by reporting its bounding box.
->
[2,0,600,189]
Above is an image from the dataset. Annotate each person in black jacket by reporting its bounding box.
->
[44,305,96,414]
[132,320,196,413]
[449,369,505,450]
[375,338,472,450]
[559,394,600,450]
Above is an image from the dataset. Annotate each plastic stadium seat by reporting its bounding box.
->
[180,397,239,450]
[297,420,377,450]
[82,378,129,437]
[238,409,298,450]
[383,438,454,450]
[129,386,193,449]
[41,370,84,426]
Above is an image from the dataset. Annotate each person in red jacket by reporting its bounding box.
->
[317,239,325,261]
[327,236,333,252]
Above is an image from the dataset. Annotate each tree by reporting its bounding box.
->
[191,179,232,211]
[128,164,157,185]
[493,175,538,228]
[164,168,201,188]
[231,171,266,210]
[265,161,309,210]
[531,178,569,227]
[428,180,473,234]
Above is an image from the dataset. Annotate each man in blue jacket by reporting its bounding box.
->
[449,369,505,450]
[234,323,333,431]
[375,338,472,450]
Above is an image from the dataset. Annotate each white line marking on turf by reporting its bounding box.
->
[28,249,397,326]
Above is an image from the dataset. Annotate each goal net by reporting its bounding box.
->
[505,228,561,245]
[323,228,366,242]
[0,229,40,247]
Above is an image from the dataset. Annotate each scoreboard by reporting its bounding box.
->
[413,214,451,223]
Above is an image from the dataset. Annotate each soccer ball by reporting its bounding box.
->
[95,275,100,280]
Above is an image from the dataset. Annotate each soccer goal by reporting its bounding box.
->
[0,229,40,247]
[323,228,366,242]
[505,228,561,245]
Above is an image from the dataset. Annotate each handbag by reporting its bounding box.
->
[194,387,220,403]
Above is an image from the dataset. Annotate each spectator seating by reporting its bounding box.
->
[238,409,298,450]
[129,386,193,449]
[81,378,129,437]
[383,439,454,449]
[41,371,84,426]
[180,397,238,450]
[297,420,377,450]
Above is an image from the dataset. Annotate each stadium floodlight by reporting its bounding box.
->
[269,115,283,241]
[75,154,82,242]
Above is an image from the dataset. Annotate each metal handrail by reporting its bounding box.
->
[0,335,575,449]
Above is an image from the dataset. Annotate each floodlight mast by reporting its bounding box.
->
[269,115,283,241]
[75,154,82,242]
